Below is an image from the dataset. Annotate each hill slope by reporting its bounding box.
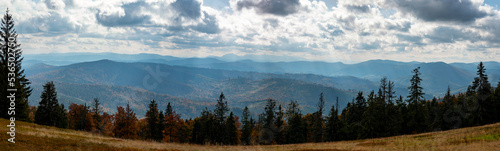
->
[26,60,356,117]
[1,118,498,150]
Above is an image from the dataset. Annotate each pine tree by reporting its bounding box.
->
[146,100,162,141]
[406,67,428,133]
[0,9,32,120]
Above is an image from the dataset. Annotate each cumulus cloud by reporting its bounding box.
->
[345,4,370,13]
[236,0,302,16]
[44,0,66,10]
[96,2,151,27]
[171,0,202,19]
[94,0,220,34]
[387,0,487,22]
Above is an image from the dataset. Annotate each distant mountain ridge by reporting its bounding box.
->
[26,60,357,117]
[23,53,500,118]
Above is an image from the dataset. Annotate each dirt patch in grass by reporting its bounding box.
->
[356,141,388,147]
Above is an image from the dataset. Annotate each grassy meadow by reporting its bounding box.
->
[0,118,499,151]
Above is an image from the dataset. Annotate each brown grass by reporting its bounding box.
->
[1,118,499,151]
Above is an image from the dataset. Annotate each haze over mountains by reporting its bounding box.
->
[24,53,500,118]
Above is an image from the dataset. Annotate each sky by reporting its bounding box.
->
[1,0,500,63]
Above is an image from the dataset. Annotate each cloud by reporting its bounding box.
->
[236,0,302,16]
[17,12,80,35]
[387,0,487,22]
[96,2,151,27]
[425,26,478,43]
[93,0,219,34]
[171,0,202,19]
[44,0,65,10]
[345,4,370,13]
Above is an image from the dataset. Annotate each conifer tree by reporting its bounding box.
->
[146,100,162,141]
[325,97,341,141]
[407,67,428,133]
[35,81,63,127]
[241,106,253,145]
[261,99,276,144]
[274,104,285,144]
[311,92,325,142]
[92,98,102,133]
[286,100,305,144]
[472,62,494,124]
[158,111,165,140]
[165,102,173,117]
[225,112,240,145]
[55,104,68,128]
[494,82,500,122]
[214,92,228,144]
[0,9,31,120]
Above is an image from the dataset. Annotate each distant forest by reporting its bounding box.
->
[1,9,500,145]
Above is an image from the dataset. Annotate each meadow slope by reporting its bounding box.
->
[0,118,499,151]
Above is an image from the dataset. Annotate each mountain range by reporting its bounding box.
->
[23,53,500,118]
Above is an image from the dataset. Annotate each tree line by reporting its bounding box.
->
[25,62,500,145]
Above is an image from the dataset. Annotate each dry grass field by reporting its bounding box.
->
[0,118,499,151]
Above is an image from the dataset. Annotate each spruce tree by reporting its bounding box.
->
[35,81,60,126]
[325,97,341,141]
[92,98,102,133]
[311,92,325,142]
[0,9,31,120]
[214,92,229,144]
[406,67,428,133]
[225,112,240,145]
[285,100,305,144]
[146,100,162,141]
[165,102,173,117]
[55,104,68,128]
[241,106,252,145]
[472,62,494,124]
[494,82,500,122]
[158,110,165,141]
[261,99,276,144]
[274,104,285,144]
